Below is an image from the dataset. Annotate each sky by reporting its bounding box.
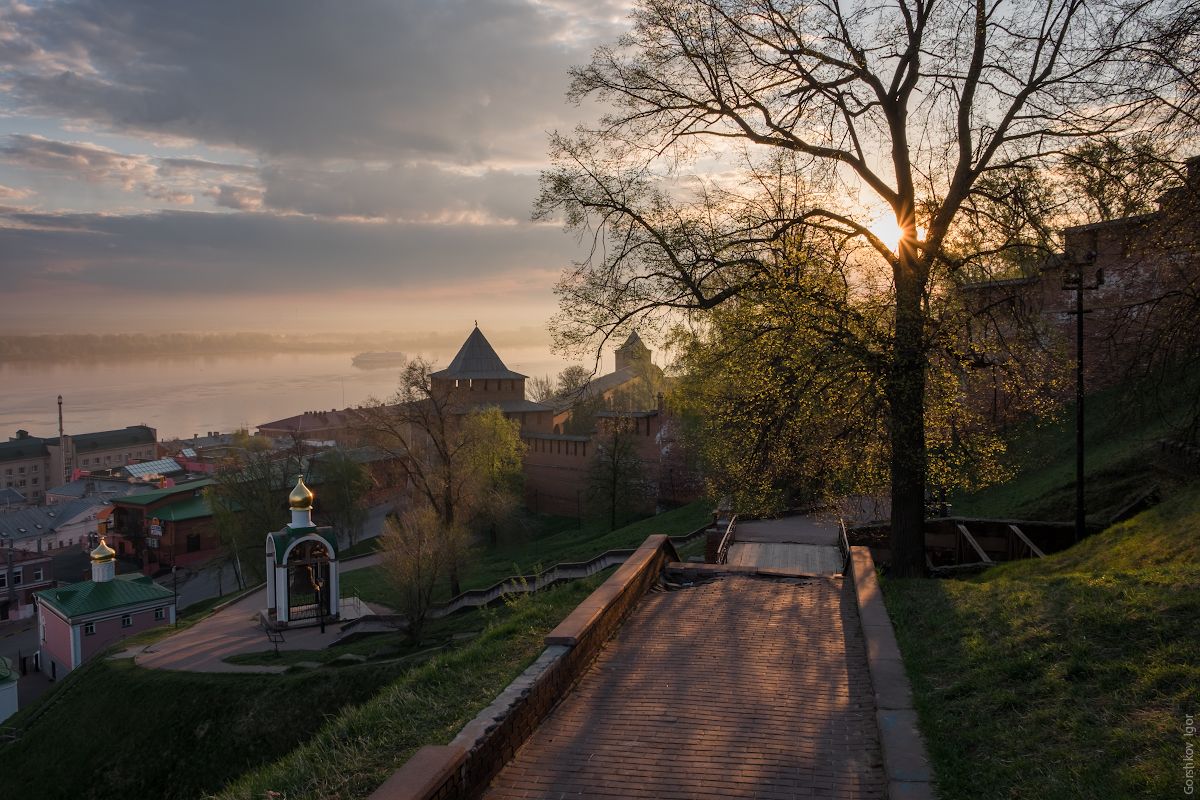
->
[0,0,631,336]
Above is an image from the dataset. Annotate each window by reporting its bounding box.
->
[0,573,6,589]
[32,477,38,485]
[31,464,38,473]
[154,607,165,621]
[12,570,21,586]
[121,614,132,628]
[84,622,95,635]
[17,466,24,474]
[32,568,43,581]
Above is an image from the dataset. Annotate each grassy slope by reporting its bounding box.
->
[213,576,604,800]
[952,378,1196,522]
[342,501,710,607]
[885,484,1200,799]
[0,576,602,800]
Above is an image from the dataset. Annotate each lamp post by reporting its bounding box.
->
[172,565,178,627]
[1063,260,1104,544]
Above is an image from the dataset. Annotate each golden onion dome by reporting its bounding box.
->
[90,537,116,563]
[288,475,315,510]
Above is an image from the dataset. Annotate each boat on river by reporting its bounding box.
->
[351,351,407,369]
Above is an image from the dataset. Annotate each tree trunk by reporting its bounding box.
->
[888,267,928,578]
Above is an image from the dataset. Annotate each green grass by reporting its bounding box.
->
[884,483,1200,799]
[951,377,1198,522]
[223,589,554,666]
[213,575,605,800]
[0,575,605,800]
[341,501,711,607]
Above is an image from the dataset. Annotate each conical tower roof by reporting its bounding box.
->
[431,327,526,380]
[616,330,649,354]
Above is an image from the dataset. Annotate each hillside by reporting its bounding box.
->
[885,482,1200,798]
[0,503,712,800]
[952,377,1198,523]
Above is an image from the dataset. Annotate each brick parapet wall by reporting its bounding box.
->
[369,534,679,800]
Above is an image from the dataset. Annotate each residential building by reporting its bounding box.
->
[1,424,159,502]
[109,479,219,573]
[0,431,51,503]
[34,538,175,679]
[257,409,365,447]
[0,499,103,554]
[0,657,15,724]
[1,547,54,621]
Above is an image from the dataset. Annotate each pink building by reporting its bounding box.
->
[34,538,175,680]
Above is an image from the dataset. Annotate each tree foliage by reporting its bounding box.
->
[538,0,1183,575]
[1061,136,1179,223]
[588,414,654,529]
[314,450,373,548]
[207,447,301,588]
[378,507,465,642]
[355,358,527,593]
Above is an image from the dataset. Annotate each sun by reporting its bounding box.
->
[866,212,925,254]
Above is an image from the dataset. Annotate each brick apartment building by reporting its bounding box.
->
[0,425,159,503]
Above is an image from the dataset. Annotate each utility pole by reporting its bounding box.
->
[1063,259,1104,543]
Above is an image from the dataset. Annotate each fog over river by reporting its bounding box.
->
[0,346,586,442]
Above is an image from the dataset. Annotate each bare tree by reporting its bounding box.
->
[355,358,526,594]
[526,374,557,403]
[538,0,1179,575]
[378,507,465,642]
[588,413,654,529]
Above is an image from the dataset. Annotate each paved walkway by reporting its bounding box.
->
[132,554,383,673]
[729,514,845,575]
[483,574,886,800]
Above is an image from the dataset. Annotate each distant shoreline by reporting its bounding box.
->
[0,330,552,363]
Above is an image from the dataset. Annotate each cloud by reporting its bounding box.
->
[207,184,263,211]
[0,182,31,200]
[1,0,623,164]
[0,133,156,189]
[259,163,538,222]
[0,207,578,295]
[0,133,264,207]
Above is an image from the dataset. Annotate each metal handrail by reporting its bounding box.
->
[715,514,738,564]
[837,518,852,574]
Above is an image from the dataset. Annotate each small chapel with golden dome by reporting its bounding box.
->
[263,475,341,627]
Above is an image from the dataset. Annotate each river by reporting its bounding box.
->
[0,346,577,442]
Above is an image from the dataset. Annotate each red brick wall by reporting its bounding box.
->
[370,535,679,800]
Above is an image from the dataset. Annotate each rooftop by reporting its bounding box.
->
[431,327,526,381]
[150,495,212,523]
[120,457,185,479]
[0,435,51,464]
[0,499,100,542]
[258,408,360,434]
[0,487,27,505]
[110,479,215,508]
[36,573,174,618]
[69,425,157,452]
[45,477,155,501]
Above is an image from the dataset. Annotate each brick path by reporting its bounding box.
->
[483,574,885,800]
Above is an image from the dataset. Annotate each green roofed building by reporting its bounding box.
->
[35,538,175,679]
[109,479,218,573]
